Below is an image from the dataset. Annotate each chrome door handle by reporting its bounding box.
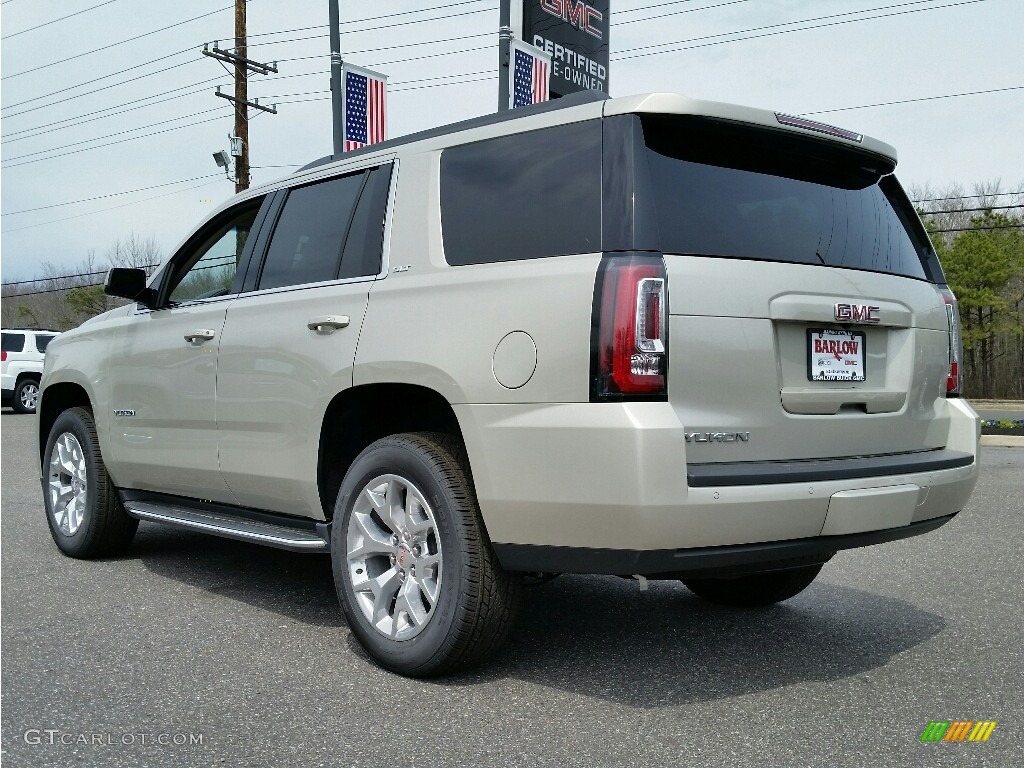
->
[307,315,350,333]
[184,329,215,343]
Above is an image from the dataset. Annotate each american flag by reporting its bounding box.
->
[343,66,386,152]
[511,42,550,108]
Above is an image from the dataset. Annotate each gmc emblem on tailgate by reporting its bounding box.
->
[835,303,880,324]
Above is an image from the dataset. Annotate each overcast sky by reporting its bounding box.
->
[1,0,1021,282]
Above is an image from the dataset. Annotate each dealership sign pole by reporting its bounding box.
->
[499,0,610,110]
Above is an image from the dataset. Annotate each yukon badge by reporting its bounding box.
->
[835,302,880,324]
[685,432,750,443]
[113,409,136,418]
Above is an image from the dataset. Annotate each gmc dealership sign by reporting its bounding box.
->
[520,0,610,97]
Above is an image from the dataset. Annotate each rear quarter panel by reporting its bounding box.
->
[353,149,599,405]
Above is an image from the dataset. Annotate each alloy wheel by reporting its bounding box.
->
[346,473,443,640]
[48,432,88,535]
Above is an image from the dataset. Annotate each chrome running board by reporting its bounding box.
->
[123,499,329,552]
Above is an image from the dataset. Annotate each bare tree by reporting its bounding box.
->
[106,233,161,275]
[1,236,163,330]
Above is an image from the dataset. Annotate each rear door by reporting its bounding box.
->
[635,115,950,463]
[216,163,393,517]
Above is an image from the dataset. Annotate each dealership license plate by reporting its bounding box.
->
[807,329,866,381]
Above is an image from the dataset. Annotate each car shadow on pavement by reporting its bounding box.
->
[447,573,946,708]
[134,528,945,707]
[132,526,342,628]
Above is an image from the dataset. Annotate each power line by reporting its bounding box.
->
[617,0,753,26]
[7,67,487,167]
[7,280,111,298]
[2,174,223,217]
[913,192,1022,203]
[1,2,1011,178]
[2,180,223,235]
[5,1,955,129]
[2,116,227,169]
[244,1,492,43]
[11,58,1020,170]
[802,85,1024,116]
[243,5,494,53]
[2,12,496,122]
[261,31,490,61]
[2,57,210,119]
[1,67,495,171]
[918,204,1023,215]
[3,269,121,289]
[1,5,232,81]
[3,83,216,141]
[2,0,121,41]
[2,254,236,289]
[1,56,202,115]
[3,256,239,298]
[613,0,988,61]
[932,224,1024,233]
[3,31,495,141]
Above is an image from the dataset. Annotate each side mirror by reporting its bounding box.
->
[104,268,156,308]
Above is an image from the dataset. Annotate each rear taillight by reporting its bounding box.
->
[0,351,6,362]
[938,286,963,396]
[591,253,668,400]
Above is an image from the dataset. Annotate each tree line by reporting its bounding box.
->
[912,182,1024,399]
[1,234,159,330]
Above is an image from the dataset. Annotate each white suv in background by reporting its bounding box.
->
[2,328,59,414]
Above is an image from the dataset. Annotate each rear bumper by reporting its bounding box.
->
[494,513,956,576]
[455,398,979,567]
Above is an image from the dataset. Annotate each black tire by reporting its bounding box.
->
[332,432,520,677]
[682,564,824,607]
[12,377,40,414]
[43,407,138,558]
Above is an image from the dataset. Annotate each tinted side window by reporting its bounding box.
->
[258,173,364,290]
[339,165,392,279]
[440,121,601,266]
[2,333,25,353]
[35,335,56,352]
[168,199,263,304]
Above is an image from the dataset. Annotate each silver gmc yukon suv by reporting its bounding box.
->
[38,91,980,676]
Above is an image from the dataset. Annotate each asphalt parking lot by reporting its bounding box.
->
[2,411,1021,767]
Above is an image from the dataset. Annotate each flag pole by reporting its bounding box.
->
[498,0,512,111]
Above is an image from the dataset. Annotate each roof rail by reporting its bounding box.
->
[298,90,609,172]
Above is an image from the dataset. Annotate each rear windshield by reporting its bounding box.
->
[641,116,934,280]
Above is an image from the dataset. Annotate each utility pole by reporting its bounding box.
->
[328,0,344,156]
[233,0,249,193]
[203,0,278,193]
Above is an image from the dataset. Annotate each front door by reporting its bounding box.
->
[104,199,264,501]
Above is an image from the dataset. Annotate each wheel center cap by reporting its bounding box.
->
[396,545,414,570]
